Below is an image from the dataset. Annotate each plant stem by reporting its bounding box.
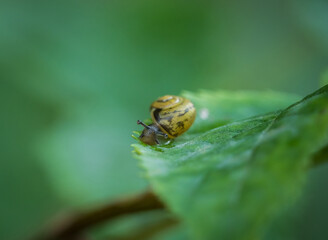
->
[311,145,328,167]
[33,190,165,240]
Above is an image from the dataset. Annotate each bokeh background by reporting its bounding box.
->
[1,1,328,239]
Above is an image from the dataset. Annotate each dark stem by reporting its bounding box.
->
[33,191,165,240]
[311,144,328,167]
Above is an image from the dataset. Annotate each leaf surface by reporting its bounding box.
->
[133,86,328,240]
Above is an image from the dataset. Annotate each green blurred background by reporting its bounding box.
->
[1,0,328,239]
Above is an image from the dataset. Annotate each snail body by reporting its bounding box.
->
[137,95,196,145]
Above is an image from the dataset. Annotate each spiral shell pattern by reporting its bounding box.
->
[150,95,196,138]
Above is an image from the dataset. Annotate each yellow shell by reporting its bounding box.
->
[150,95,196,138]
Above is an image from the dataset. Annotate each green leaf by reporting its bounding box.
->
[133,86,328,240]
[183,90,300,134]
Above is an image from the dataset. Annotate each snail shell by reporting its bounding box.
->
[150,95,196,138]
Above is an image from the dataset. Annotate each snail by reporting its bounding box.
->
[137,95,196,145]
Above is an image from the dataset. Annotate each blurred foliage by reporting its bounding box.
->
[0,0,327,239]
[133,86,328,240]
